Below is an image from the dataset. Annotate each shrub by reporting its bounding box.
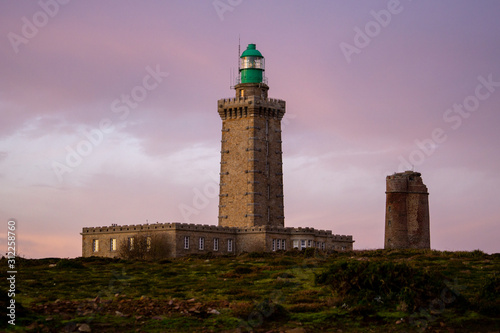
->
[271,272,295,279]
[230,301,254,318]
[475,273,500,315]
[234,266,254,275]
[159,259,172,264]
[56,259,86,269]
[302,247,317,258]
[118,233,170,260]
[284,248,302,257]
[270,258,296,267]
[288,302,326,313]
[246,251,275,258]
[315,260,449,312]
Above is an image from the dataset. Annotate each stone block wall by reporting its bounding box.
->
[385,171,430,249]
[217,90,286,229]
[81,223,354,258]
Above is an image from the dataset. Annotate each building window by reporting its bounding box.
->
[184,236,190,249]
[272,239,276,251]
[388,220,391,227]
[307,240,312,248]
[110,238,117,251]
[281,239,286,250]
[127,237,134,250]
[300,240,306,250]
[276,239,281,250]
[321,242,325,250]
[213,238,219,251]
[92,239,99,252]
[293,240,299,249]
[146,236,151,251]
[227,239,233,252]
[199,237,205,250]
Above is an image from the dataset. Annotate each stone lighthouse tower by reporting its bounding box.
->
[217,44,286,228]
[384,171,430,249]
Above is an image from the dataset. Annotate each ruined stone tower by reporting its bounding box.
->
[217,44,286,228]
[384,171,430,249]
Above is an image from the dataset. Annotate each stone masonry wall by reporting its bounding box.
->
[218,87,286,229]
[81,223,354,258]
[385,171,430,249]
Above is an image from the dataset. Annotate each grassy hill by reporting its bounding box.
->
[2,249,499,332]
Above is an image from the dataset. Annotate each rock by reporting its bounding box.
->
[49,264,56,268]
[187,298,196,302]
[115,311,125,317]
[209,309,220,315]
[152,315,164,320]
[25,322,38,330]
[78,323,91,332]
[285,328,306,333]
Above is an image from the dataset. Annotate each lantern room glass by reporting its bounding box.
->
[240,56,264,70]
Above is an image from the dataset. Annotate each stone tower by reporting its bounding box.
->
[217,44,286,228]
[384,171,430,249]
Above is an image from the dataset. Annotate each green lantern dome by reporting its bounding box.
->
[240,44,263,57]
[239,44,265,84]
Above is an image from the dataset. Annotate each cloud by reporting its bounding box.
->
[1,1,499,257]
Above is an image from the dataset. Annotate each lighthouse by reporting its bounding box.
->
[217,44,286,228]
[80,43,355,258]
[239,43,265,84]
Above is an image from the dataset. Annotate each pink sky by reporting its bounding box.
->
[1,1,499,258]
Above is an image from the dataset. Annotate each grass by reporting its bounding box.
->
[1,249,499,332]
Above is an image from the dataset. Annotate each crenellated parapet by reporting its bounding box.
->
[81,222,353,243]
[82,222,238,235]
[217,95,286,120]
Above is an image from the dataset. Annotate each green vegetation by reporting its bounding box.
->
[2,249,499,332]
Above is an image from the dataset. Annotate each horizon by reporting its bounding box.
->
[1,1,500,258]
